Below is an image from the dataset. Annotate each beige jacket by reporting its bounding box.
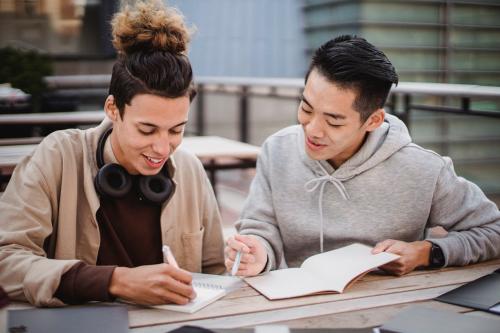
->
[0,119,225,306]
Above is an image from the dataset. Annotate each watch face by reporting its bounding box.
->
[430,243,445,268]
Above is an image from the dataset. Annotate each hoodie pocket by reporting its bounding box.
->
[181,227,205,272]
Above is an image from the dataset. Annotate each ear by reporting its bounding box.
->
[364,109,385,132]
[104,95,120,121]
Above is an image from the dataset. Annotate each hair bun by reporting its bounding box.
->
[111,0,191,55]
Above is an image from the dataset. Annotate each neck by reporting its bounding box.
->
[328,132,368,169]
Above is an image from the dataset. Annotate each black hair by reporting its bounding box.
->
[305,35,398,121]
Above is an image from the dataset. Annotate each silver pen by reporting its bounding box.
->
[231,250,242,276]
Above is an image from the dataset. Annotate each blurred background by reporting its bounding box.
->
[0,0,499,227]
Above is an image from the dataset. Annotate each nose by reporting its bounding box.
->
[307,114,324,139]
[151,132,170,156]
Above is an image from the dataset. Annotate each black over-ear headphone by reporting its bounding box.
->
[94,127,174,205]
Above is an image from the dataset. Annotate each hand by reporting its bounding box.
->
[108,264,196,305]
[372,239,432,276]
[224,234,268,277]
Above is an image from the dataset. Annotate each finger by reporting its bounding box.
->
[225,258,234,271]
[379,262,402,271]
[226,250,255,264]
[163,275,196,299]
[379,265,402,276]
[234,234,259,252]
[164,265,193,285]
[159,288,192,305]
[236,266,259,277]
[241,253,256,264]
[227,236,250,253]
[384,242,405,256]
[224,246,237,259]
[372,239,396,254]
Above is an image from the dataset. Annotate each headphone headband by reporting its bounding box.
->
[96,127,113,168]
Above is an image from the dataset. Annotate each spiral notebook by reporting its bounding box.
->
[152,273,243,313]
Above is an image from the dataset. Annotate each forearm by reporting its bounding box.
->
[55,262,116,304]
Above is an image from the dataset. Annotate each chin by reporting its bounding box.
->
[304,148,323,161]
[139,167,162,176]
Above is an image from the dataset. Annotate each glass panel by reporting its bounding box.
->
[362,2,440,23]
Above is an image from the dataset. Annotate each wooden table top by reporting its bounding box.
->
[125,259,500,332]
[3,259,499,332]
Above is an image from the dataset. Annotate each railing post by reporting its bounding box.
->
[402,94,411,130]
[461,97,470,114]
[239,86,249,143]
[389,93,397,114]
[196,84,205,136]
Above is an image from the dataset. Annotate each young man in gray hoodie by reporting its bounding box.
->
[225,35,500,276]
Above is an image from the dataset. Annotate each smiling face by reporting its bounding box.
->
[298,69,384,168]
[104,93,190,175]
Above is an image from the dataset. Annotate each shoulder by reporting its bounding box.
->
[31,129,86,168]
[395,143,448,170]
[261,125,301,153]
[171,147,205,178]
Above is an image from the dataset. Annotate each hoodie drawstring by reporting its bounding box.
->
[304,173,350,253]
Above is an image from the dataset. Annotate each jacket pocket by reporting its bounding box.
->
[181,227,205,272]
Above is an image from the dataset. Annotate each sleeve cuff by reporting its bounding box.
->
[55,262,117,304]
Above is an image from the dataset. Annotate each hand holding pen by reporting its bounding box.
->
[108,245,196,305]
[224,234,268,276]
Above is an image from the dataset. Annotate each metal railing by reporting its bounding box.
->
[44,75,500,143]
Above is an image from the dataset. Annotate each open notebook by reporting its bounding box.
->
[152,273,244,313]
[245,243,400,300]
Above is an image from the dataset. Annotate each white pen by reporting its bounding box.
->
[162,245,179,268]
[231,250,242,276]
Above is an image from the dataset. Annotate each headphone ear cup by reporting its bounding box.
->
[138,172,174,204]
[94,163,132,198]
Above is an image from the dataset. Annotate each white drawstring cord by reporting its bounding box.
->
[304,170,350,253]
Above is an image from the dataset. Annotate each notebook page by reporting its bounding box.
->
[301,243,400,292]
[152,285,226,313]
[244,268,332,300]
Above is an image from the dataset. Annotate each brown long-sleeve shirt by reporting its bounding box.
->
[55,177,163,304]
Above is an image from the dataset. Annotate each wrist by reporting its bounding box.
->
[108,267,128,298]
[418,240,432,267]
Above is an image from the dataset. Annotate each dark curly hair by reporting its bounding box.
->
[109,0,196,117]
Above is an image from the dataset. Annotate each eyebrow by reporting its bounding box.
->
[300,94,313,109]
[300,94,346,120]
[323,112,346,120]
[138,120,188,129]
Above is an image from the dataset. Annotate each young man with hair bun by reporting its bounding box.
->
[0,1,225,307]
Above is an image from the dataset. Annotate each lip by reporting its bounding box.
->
[305,136,327,152]
[143,154,166,169]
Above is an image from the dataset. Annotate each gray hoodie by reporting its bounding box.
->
[236,114,500,270]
